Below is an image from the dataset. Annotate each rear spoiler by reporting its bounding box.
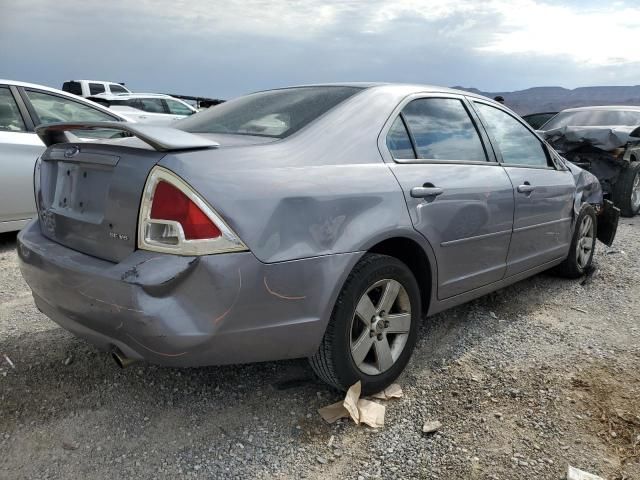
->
[35,121,219,152]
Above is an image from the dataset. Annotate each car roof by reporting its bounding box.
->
[73,80,125,85]
[0,78,130,121]
[94,93,174,100]
[559,105,640,113]
[252,82,502,104]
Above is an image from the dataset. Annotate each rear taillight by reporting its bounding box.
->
[138,167,247,255]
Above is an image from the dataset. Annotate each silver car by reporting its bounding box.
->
[17,84,618,393]
[0,80,129,233]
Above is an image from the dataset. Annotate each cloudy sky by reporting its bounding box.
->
[1,0,639,99]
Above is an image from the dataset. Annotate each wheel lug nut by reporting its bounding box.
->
[377,334,383,341]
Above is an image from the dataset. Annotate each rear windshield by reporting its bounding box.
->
[176,86,363,138]
[542,109,640,130]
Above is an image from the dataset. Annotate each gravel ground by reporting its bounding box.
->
[1,218,639,480]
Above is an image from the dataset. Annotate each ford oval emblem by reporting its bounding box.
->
[64,146,80,158]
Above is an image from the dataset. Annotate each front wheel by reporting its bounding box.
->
[309,253,421,394]
[555,204,597,279]
[612,161,640,217]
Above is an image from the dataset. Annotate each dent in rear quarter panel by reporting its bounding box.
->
[160,156,414,263]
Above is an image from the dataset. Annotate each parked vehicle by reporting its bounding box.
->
[88,93,197,125]
[0,79,130,233]
[18,84,618,393]
[540,106,640,216]
[522,111,557,130]
[62,80,131,97]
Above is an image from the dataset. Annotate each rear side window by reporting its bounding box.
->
[137,98,165,113]
[89,83,105,95]
[401,98,487,162]
[25,89,120,139]
[109,84,128,94]
[386,117,415,159]
[0,87,26,132]
[475,103,550,167]
[176,86,362,138]
[62,81,82,96]
[542,109,640,130]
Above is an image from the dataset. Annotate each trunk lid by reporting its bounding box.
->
[38,143,165,262]
[34,122,279,263]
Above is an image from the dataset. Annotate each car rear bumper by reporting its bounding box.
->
[17,220,361,367]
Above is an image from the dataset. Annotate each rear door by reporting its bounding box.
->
[0,85,43,228]
[472,100,575,276]
[381,94,515,299]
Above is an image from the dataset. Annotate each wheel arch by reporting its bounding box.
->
[366,235,435,316]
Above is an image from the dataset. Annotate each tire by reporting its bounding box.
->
[309,253,421,394]
[555,204,597,279]
[612,161,640,217]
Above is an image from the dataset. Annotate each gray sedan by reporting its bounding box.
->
[17,84,617,393]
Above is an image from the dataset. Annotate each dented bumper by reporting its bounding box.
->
[17,220,361,366]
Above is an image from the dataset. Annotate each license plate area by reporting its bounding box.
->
[50,161,113,224]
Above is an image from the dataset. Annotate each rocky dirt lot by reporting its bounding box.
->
[1,219,639,480]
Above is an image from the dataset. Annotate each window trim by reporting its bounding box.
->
[470,99,562,171]
[378,92,498,166]
[18,87,120,125]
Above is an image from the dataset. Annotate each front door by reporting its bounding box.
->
[383,95,515,299]
[472,101,575,276]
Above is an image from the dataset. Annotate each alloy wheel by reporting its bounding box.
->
[631,172,640,212]
[349,279,411,375]
[576,214,594,269]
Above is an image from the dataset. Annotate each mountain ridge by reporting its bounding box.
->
[453,85,640,115]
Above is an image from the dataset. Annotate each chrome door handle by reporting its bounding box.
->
[410,186,444,198]
[517,184,535,194]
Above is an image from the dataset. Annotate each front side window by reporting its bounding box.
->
[475,103,550,167]
[89,83,105,95]
[0,87,26,132]
[176,86,362,138]
[164,99,193,116]
[401,98,487,162]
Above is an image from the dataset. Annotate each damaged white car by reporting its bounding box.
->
[540,106,640,216]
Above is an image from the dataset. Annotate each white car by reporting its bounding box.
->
[0,79,130,233]
[88,93,197,126]
[62,79,131,97]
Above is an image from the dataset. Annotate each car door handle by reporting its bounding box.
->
[410,186,444,198]
[517,184,535,194]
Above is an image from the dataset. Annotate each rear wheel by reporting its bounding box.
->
[309,254,421,394]
[555,204,597,279]
[612,161,640,217]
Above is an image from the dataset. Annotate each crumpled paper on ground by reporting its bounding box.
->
[566,466,605,480]
[318,381,403,428]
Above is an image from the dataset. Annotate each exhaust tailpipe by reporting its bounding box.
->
[111,349,137,369]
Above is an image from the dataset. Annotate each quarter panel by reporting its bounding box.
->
[160,158,414,263]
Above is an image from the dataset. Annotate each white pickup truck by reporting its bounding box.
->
[62,80,131,97]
